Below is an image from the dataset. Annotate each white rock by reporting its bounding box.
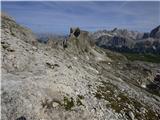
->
[141,84,146,88]
[52,102,59,108]
[73,56,78,60]
[128,111,135,120]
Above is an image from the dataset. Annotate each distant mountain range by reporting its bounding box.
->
[37,33,67,43]
[37,25,160,54]
[91,25,160,54]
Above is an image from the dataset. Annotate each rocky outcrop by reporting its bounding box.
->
[66,27,111,62]
[147,73,160,96]
[150,25,160,38]
[68,27,92,53]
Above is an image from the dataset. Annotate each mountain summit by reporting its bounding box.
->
[92,26,160,54]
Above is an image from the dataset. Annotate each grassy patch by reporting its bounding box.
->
[63,96,75,110]
[63,95,85,110]
[76,98,84,106]
[123,53,160,63]
[107,52,126,61]
[94,81,159,119]
[41,95,85,111]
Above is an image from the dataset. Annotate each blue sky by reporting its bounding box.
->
[1,1,160,34]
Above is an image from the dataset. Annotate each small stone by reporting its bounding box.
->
[117,97,121,101]
[141,84,146,88]
[128,111,135,120]
[51,65,54,69]
[140,107,146,114]
[73,56,78,60]
[52,102,59,108]
[32,46,37,51]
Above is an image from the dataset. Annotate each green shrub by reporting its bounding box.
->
[123,53,160,63]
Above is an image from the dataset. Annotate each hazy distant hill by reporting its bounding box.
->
[37,33,67,43]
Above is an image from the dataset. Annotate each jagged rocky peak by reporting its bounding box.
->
[150,25,160,38]
[67,27,94,53]
[67,27,112,62]
[69,27,91,40]
[1,12,37,45]
[91,25,160,54]
[70,27,81,38]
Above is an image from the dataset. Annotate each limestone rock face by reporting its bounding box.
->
[67,27,110,62]
[68,27,92,53]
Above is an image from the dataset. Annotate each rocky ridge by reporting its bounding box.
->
[1,14,160,120]
[92,26,160,54]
